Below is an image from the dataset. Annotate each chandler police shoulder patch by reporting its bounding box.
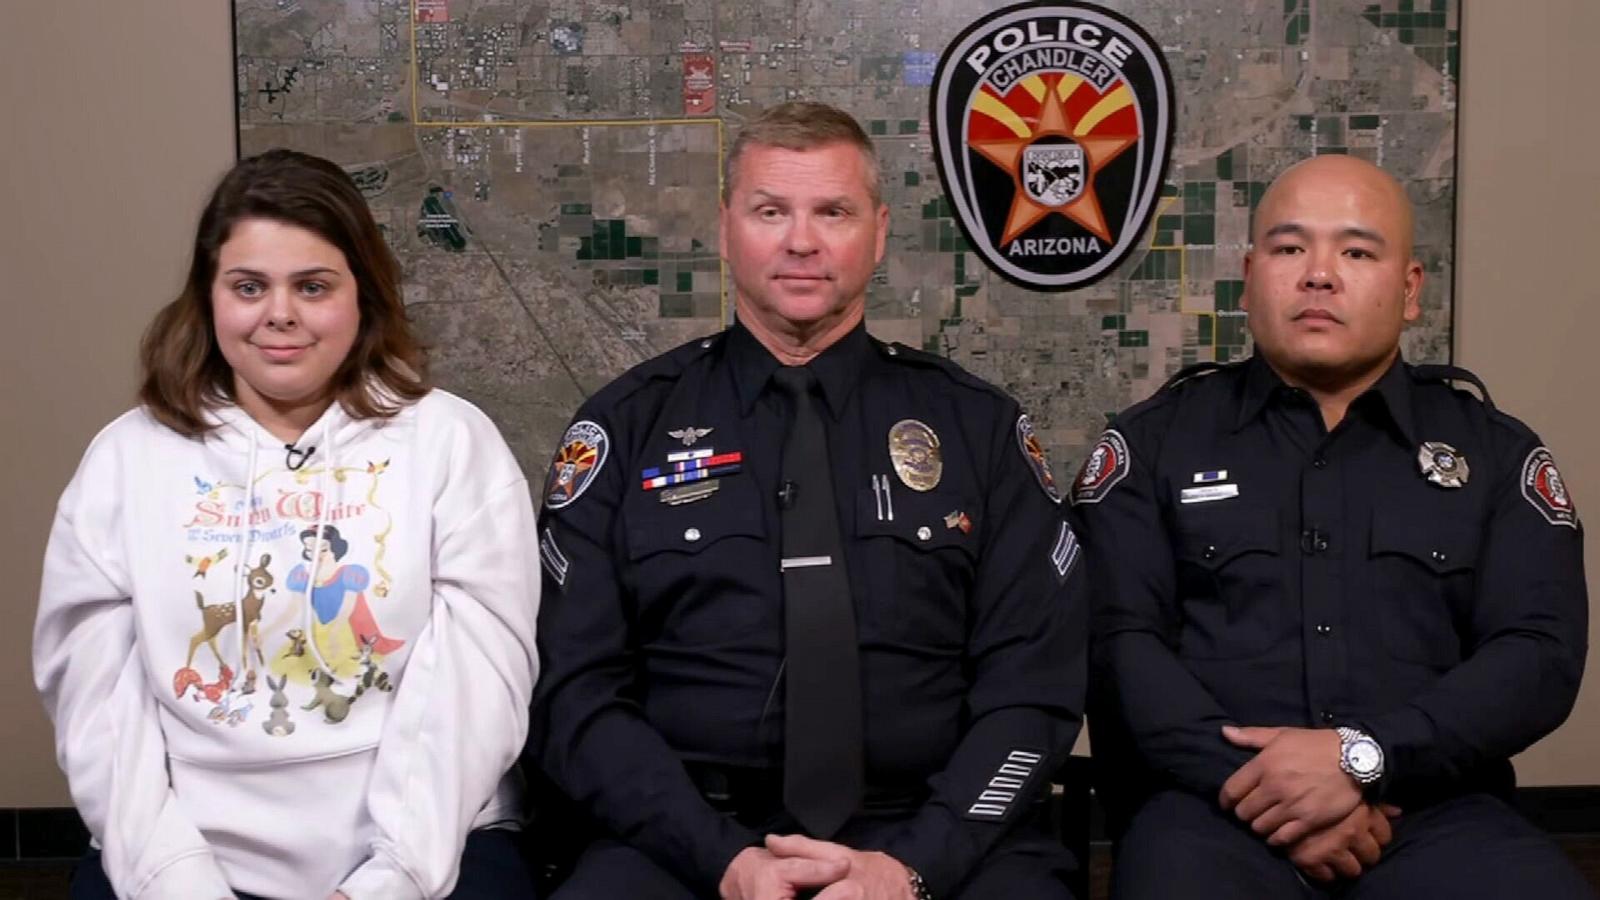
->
[544,420,609,510]
[1016,414,1062,503]
[1521,446,1579,529]
[930,2,1175,291]
[1072,429,1130,505]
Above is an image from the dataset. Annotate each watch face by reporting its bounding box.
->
[1347,739,1382,774]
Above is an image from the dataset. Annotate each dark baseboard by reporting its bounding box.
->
[2,808,89,861]
[1,785,1596,862]
[1515,786,1600,836]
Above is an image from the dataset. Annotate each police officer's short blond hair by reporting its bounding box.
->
[723,101,883,207]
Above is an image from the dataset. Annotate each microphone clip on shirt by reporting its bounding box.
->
[284,443,317,471]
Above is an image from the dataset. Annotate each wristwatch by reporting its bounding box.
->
[1336,726,1385,785]
[907,865,934,900]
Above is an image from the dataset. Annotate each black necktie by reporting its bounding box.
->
[773,366,863,837]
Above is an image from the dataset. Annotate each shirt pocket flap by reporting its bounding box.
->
[855,485,979,559]
[1369,508,1479,574]
[626,503,766,559]
[1177,506,1280,568]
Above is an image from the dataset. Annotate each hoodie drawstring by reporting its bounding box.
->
[230,436,261,688]
[302,415,341,680]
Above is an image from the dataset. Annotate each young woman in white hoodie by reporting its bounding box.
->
[34,149,542,899]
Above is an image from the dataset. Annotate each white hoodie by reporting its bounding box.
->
[34,390,540,899]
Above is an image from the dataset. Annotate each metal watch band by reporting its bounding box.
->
[908,866,934,900]
[1337,726,1383,784]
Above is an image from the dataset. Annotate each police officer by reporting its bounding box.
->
[527,102,1085,899]
[1076,154,1591,898]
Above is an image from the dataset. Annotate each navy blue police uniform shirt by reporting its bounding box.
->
[1076,353,1587,824]
[528,321,1086,896]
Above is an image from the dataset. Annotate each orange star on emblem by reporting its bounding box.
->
[969,73,1139,246]
[550,440,598,500]
[1023,431,1058,492]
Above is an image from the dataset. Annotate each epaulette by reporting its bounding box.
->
[677,330,727,359]
[1159,360,1233,393]
[1107,359,1239,432]
[582,330,724,409]
[1412,363,1495,410]
[871,336,1011,400]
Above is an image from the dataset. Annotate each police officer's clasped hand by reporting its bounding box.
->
[1218,725,1365,846]
[719,844,850,900]
[1287,802,1403,882]
[762,834,917,900]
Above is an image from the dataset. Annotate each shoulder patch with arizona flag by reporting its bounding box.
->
[1016,414,1062,502]
[1072,429,1129,505]
[544,420,609,510]
[1521,446,1579,528]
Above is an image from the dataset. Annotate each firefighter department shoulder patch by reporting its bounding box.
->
[1072,429,1130,505]
[1522,446,1579,529]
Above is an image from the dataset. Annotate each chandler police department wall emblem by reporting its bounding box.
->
[930,2,1175,291]
[545,420,609,510]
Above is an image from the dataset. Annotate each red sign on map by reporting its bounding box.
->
[416,0,449,23]
[683,53,716,116]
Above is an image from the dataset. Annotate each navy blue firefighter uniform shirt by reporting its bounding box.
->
[1077,353,1587,830]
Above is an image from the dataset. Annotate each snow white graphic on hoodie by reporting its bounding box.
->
[171,455,403,729]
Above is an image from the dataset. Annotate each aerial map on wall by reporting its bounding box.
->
[235,0,1459,478]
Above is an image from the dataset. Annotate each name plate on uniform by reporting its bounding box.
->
[1179,484,1240,504]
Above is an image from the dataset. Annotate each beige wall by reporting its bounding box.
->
[0,3,236,805]
[1,2,1595,806]
[1456,0,1600,785]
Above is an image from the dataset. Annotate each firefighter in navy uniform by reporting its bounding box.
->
[1077,154,1592,899]
[527,102,1085,900]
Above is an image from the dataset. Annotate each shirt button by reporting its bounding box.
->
[1202,545,1217,560]
[700,338,713,349]
[916,526,932,541]
[887,344,899,356]
[1313,456,1328,469]
[1320,710,1335,724]
[1315,623,1333,636]
[684,527,702,542]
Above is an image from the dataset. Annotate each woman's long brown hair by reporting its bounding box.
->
[139,148,427,437]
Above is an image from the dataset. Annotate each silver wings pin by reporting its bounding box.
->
[667,426,713,447]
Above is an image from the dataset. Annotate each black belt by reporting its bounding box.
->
[684,762,928,825]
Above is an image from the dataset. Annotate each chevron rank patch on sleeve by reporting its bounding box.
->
[1049,520,1081,583]
[539,526,570,586]
[965,748,1046,822]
